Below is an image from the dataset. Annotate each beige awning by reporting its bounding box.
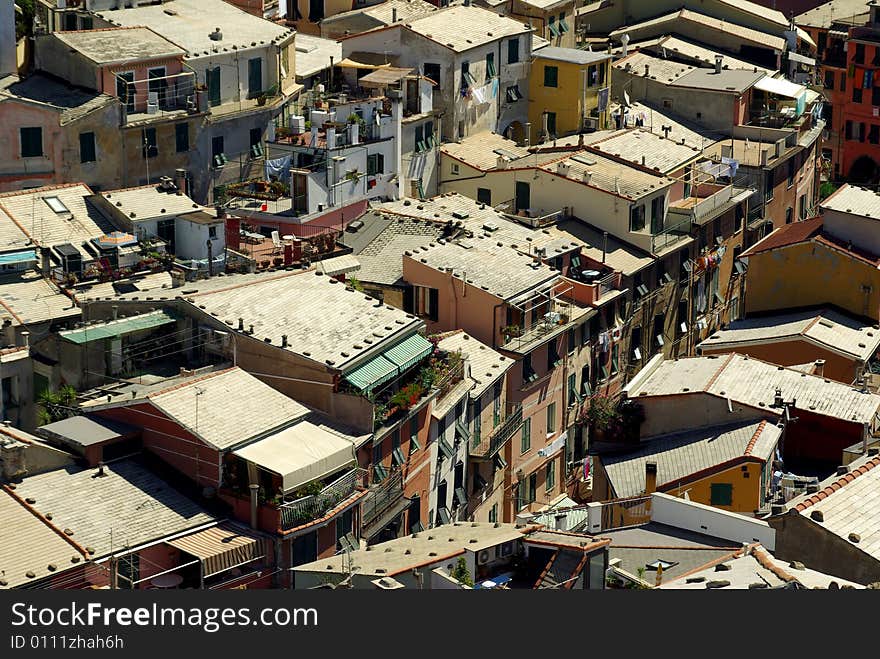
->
[336,58,392,70]
[233,421,356,493]
[167,523,269,578]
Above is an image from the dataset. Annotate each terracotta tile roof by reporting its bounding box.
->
[793,456,880,512]
[814,233,880,266]
[740,217,823,257]
[743,420,768,456]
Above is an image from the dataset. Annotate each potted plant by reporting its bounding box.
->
[260,259,270,269]
[273,257,283,267]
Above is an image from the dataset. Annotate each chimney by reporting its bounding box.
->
[644,64,650,77]
[216,205,227,220]
[714,54,723,74]
[249,483,260,529]
[0,0,15,77]
[392,6,398,22]
[645,461,658,495]
[836,465,848,476]
[174,169,188,196]
[813,359,825,377]
[40,247,51,279]
[773,388,784,408]
[96,462,106,477]
[496,155,508,170]
[281,334,289,348]
[238,317,244,331]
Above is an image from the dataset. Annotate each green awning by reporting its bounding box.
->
[343,353,399,395]
[59,310,177,345]
[383,334,433,373]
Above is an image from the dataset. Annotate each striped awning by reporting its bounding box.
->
[167,523,269,578]
[0,250,37,265]
[343,353,399,394]
[384,334,433,373]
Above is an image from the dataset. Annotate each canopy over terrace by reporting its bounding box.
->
[232,421,357,494]
[166,523,271,581]
[342,333,434,395]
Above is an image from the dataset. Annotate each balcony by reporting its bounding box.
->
[279,468,367,531]
[650,217,692,256]
[556,271,623,307]
[119,71,200,126]
[361,470,407,539]
[470,404,523,459]
[668,182,754,227]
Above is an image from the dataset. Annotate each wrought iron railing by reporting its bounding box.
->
[279,468,366,531]
[470,404,523,459]
[362,470,405,529]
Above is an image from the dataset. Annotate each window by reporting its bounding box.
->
[424,62,441,87]
[558,12,569,33]
[630,204,646,232]
[20,127,42,158]
[522,353,538,383]
[856,42,866,64]
[785,207,793,224]
[787,158,795,187]
[248,57,262,97]
[206,67,221,107]
[546,459,556,492]
[873,86,880,107]
[79,132,96,163]
[64,12,77,30]
[81,16,93,30]
[840,71,846,92]
[142,127,157,159]
[824,70,835,89]
[438,414,447,441]
[710,483,733,506]
[414,124,425,153]
[414,285,438,320]
[208,226,217,240]
[546,402,556,434]
[477,188,491,205]
[544,65,558,88]
[567,327,576,355]
[799,194,807,220]
[678,297,689,335]
[548,14,558,37]
[507,38,519,64]
[249,127,262,148]
[488,503,497,523]
[175,122,189,153]
[650,196,664,234]
[763,172,774,201]
[373,443,387,483]
[211,135,224,160]
[391,431,405,468]
[630,325,642,360]
[611,343,619,375]
[460,60,472,91]
[424,121,435,148]
[568,372,577,405]
[861,121,867,143]
[653,314,664,348]
[527,473,537,503]
[367,153,385,175]
[521,417,531,453]
[493,381,502,426]
[871,124,880,145]
[116,71,134,112]
[547,340,561,370]
[854,87,863,104]
[506,85,523,102]
[486,52,496,80]
[545,111,557,137]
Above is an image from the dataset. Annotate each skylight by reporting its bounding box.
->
[646,559,678,571]
[43,196,70,214]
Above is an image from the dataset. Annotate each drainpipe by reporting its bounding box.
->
[249,483,259,529]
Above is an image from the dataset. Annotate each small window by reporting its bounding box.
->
[43,196,69,214]
[486,52,496,80]
[544,65,558,88]
[507,37,519,64]
[450,162,460,175]
[143,127,158,159]
[522,353,538,383]
[710,483,733,506]
[175,122,190,153]
[208,225,218,239]
[20,127,42,158]
[521,417,531,453]
[477,188,491,205]
[630,204,646,232]
[79,132,96,163]
[409,416,420,453]
[367,153,384,175]
[506,85,523,102]
[546,402,556,434]
[546,459,556,491]
[547,340,561,370]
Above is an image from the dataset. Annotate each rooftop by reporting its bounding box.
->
[295,34,343,79]
[0,183,116,258]
[613,101,722,151]
[587,128,706,174]
[534,46,612,65]
[704,137,797,168]
[582,0,790,29]
[37,415,138,448]
[820,183,880,218]
[293,522,529,577]
[698,308,880,363]
[436,330,512,398]
[0,487,85,589]
[73,271,174,304]
[533,219,654,276]
[324,0,437,30]
[95,0,294,58]
[659,543,864,589]
[140,269,425,371]
[630,36,775,75]
[0,73,116,126]
[627,353,880,424]
[599,420,780,499]
[0,271,79,327]
[613,51,697,85]
[669,67,766,93]
[740,217,824,256]
[796,0,871,29]
[405,238,559,301]
[404,5,532,53]
[9,458,217,560]
[609,9,787,52]
[96,185,209,221]
[783,454,880,563]
[539,150,676,201]
[51,27,185,65]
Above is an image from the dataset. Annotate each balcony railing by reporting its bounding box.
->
[470,404,523,459]
[279,468,366,531]
[362,470,405,529]
[650,217,692,255]
[118,71,199,125]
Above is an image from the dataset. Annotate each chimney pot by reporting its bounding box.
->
[836,465,848,475]
[645,461,658,495]
[813,359,825,377]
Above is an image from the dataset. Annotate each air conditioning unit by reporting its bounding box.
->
[583,116,598,132]
[498,541,514,558]
[147,91,159,115]
[477,549,492,565]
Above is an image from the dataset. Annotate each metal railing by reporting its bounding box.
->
[470,404,523,459]
[650,217,692,254]
[280,468,366,531]
[362,470,405,529]
[597,271,618,298]
[595,495,652,531]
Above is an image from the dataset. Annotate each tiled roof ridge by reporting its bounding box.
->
[0,297,24,325]
[743,419,768,456]
[57,26,151,34]
[704,352,736,391]
[1,484,90,558]
[749,544,798,583]
[187,268,312,298]
[147,366,238,399]
[794,456,880,511]
[433,329,465,340]
[0,424,36,445]
[666,545,749,582]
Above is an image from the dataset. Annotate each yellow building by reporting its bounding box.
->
[592,420,779,514]
[528,46,612,144]
[741,216,880,322]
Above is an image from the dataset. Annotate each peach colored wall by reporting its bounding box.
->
[700,340,857,384]
[102,60,185,114]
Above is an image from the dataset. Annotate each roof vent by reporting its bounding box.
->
[209,27,223,41]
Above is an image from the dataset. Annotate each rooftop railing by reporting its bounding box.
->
[279,468,366,531]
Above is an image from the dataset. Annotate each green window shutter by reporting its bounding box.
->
[710,483,733,506]
[79,132,96,163]
[559,18,569,33]
[549,22,559,37]
[409,417,420,453]
[521,418,531,453]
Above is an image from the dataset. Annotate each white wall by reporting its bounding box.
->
[651,492,776,550]
[175,218,226,263]
[190,44,279,107]
[823,209,880,258]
